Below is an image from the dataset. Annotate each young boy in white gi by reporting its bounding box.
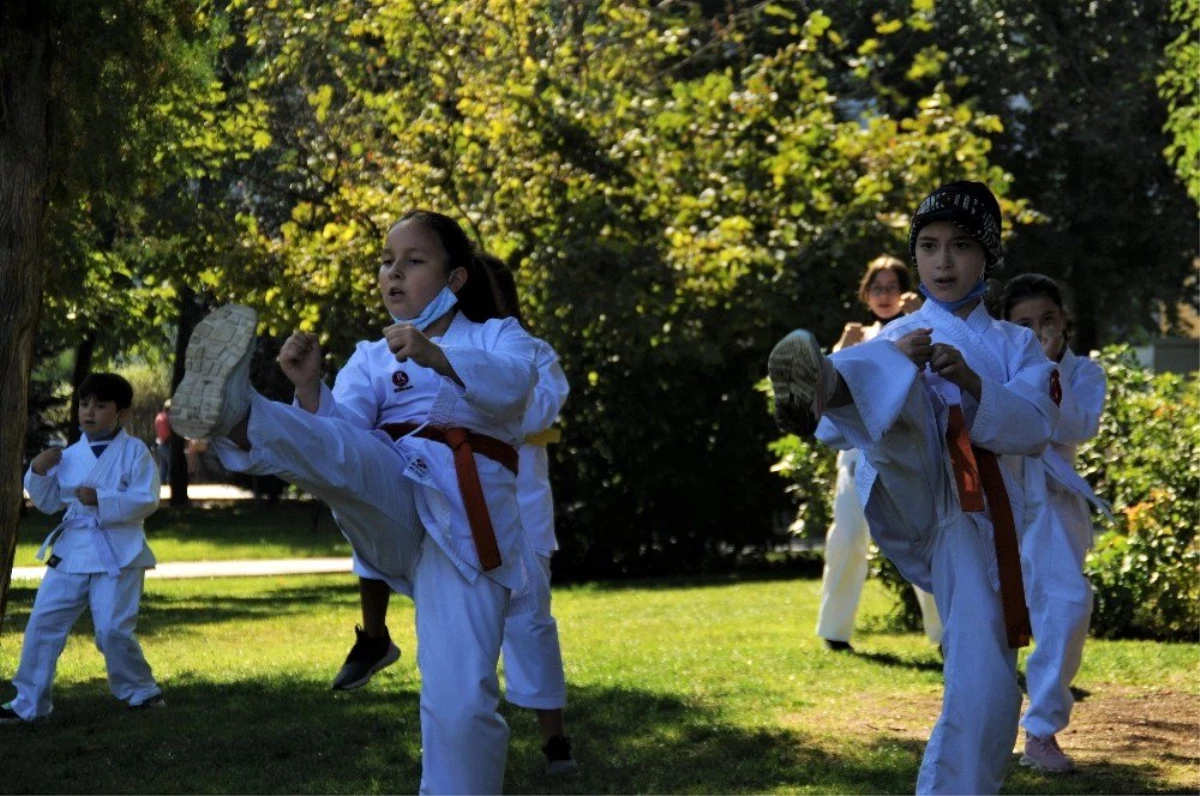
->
[1002,273,1108,774]
[2,373,164,723]
[769,181,1059,795]
[170,210,538,795]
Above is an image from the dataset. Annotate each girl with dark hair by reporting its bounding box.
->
[1002,273,1108,775]
[818,255,942,653]
[170,211,538,794]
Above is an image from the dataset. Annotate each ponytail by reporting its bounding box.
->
[455,253,505,323]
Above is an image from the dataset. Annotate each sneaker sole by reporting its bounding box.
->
[1019,754,1074,774]
[546,758,581,776]
[332,643,402,691]
[170,305,258,439]
[767,329,824,436]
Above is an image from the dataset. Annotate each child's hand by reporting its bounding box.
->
[899,291,923,315]
[75,486,98,506]
[894,327,934,369]
[278,332,322,389]
[1040,327,1065,361]
[31,447,63,476]
[384,323,450,374]
[930,343,982,400]
[836,323,865,350]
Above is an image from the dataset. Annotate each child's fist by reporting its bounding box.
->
[278,332,322,389]
[75,486,98,506]
[31,447,63,476]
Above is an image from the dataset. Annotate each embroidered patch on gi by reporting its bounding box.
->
[47,555,62,569]
[408,457,429,479]
[392,370,413,393]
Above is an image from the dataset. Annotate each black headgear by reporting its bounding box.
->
[908,181,1003,271]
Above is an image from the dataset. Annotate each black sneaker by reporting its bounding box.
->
[331,625,401,691]
[542,734,580,776]
[823,638,855,652]
[130,694,167,710]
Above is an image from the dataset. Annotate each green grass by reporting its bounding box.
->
[1,566,1195,794]
[14,502,351,566]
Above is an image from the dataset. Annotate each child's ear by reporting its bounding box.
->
[116,408,131,426]
[448,266,468,293]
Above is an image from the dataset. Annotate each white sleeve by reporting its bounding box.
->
[522,342,569,436]
[1053,354,1106,445]
[442,318,537,422]
[23,466,65,514]
[323,343,380,430]
[968,332,1059,456]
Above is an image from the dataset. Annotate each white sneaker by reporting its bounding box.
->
[768,329,832,436]
[170,305,257,440]
[1020,733,1075,774]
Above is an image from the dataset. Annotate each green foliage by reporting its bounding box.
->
[1078,346,1199,640]
[196,2,1008,578]
[1160,0,1200,202]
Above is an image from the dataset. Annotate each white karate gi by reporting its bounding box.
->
[1021,348,1107,739]
[816,301,1058,795]
[501,338,570,710]
[817,321,943,646]
[212,313,537,795]
[13,430,162,719]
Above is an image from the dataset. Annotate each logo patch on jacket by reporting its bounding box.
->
[392,370,412,393]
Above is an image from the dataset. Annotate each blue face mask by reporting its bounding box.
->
[391,285,459,331]
[919,278,987,314]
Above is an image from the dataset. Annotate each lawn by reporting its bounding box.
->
[2,503,1197,794]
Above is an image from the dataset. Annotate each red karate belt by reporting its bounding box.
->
[381,423,517,572]
[945,405,1032,649]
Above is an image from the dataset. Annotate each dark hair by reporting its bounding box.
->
[1000,273,1074,342]
[857,254,912,305]
[477,252,525,327]
[78,373,134,409]
[394,210,502,322]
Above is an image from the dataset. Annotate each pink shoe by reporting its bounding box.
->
[1020,733,1075,774]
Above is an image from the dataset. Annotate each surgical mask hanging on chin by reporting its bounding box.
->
[391,285,459,331]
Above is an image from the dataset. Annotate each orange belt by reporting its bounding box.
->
[381,423,517,571]
[946,405,1032,649]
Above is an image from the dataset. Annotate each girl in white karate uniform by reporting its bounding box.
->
[170,211,538,795]
[1001,274,1107,774]
[769,181,1059,795]
[484,257,578,775]
[3,373,163,723]
[817,255,942,651]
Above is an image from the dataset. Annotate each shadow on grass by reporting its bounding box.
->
[0,675,1187,796]
[853,649,945,675]
[3,581,362,638]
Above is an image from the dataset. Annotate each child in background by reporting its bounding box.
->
[484,255,578,775]
[769,181,1059,794]
[171,210,537,794]
[817,255,942,653]
[2,373,164,723]
[1002,273,1107,774]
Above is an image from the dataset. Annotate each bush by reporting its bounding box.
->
[1078,346,1199,640]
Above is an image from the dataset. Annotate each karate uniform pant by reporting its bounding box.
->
[10,567,160,719]
[1021,484,1093,739]
[825,359,1021,795]
[214,393,510,794]
[817,451,943,645]
[501,553,567,710]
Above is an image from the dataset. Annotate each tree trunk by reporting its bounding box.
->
[0,5,53,631]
